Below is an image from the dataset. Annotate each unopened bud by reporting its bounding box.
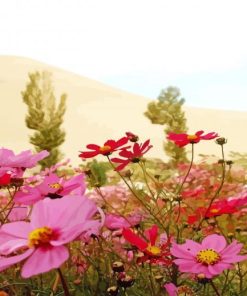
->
[208,219,216,226]
[126,132,139,142]
[227,232,234,239]
[122,170,132,178]
[112,261,124,273]
[226,160,234,166]
[117,275,134,288]
[216,137,227,145]
[197,273,209,284]
[154,275,163,282]
[107,286,119,296]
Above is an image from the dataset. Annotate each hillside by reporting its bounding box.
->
[1,56,246,165]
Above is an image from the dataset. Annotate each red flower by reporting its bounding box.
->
[79,137,129,159]
[0,173,11,186]
[111,140,152,171]
[205,201,238,218]
[187,201,238,224]
[167,130,219,147]
[122,225,171,265]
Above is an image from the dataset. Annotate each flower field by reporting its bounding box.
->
[0,131,247,296]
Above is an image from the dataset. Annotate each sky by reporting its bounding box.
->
[0,0,247,110]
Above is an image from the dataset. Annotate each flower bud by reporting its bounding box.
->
[107,286,119,296]
[154,275,163,282]
[227,232,234,239]
[117,275,134,288]
[112,261,124,273]
[215,137,227,145]
[235,226,242,232]
[122,170,132,178]
[126,132,139,142]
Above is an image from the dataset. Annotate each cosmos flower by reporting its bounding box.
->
[111,140,153,171]
[122,225,171,265]
[0,195,101,278]
[164,283,195,296]
[171,234,247,278]
[0,148,49,178]
[79,137,129,158]
[104,213,142,230]
[167,131,218,147]
[14,173,85,205]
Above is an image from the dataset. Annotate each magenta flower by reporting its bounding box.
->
[164,283,194,296]
[104,213,142,230]
[0,148,49,178]
[171,234,247,278]
[0,195,101,278]
[164,283,177,296]
[15,173,85,205]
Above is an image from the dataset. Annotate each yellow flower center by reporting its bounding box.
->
[187,134,198,141]
[28,226,53,248]
[146,244,161,256]
[196,249,221,265]
[99,145,111,153]
[49,183,62,190]
[210,208,219,214]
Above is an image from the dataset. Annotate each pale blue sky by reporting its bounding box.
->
[0,0,247,110]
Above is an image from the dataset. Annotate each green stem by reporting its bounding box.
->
[196,144,226,231]
[57,268,71,296]
[175,143,194,223]
[210,280,221,296]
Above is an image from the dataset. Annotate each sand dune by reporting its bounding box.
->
[0,55,246,165]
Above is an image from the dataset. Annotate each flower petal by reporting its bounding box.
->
[1,222,32,239]
[0,249,33,272]
[21,245,69,278]
[202,234,226,252]
[122,228,147,251]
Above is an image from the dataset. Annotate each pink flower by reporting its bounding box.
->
[164,283,177,296]
[171,234,247,278]
[8,206,29,222]
[0,195,101,278]
[15,173,85,205]
[164,283,194,296]
[0,149,49,178]
[167,131,218,147]
[104,213,142,230]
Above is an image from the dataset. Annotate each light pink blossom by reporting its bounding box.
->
[0,195,101,278]
[0,148,49,178]
[14,173,85,205]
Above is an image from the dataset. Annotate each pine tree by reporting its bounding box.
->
[144,86,188,165]
[22,71,67,168]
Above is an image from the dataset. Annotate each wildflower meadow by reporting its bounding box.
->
[0,130,247,296]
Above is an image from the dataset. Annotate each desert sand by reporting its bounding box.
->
[0,56,246,165]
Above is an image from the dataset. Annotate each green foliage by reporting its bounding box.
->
[82,159,111,188]
[144,86,188,165]
[229,151,247,169]
[22,71,67,168]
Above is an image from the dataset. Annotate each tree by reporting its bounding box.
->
[144,86,188,165]
[22,71,67,168]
